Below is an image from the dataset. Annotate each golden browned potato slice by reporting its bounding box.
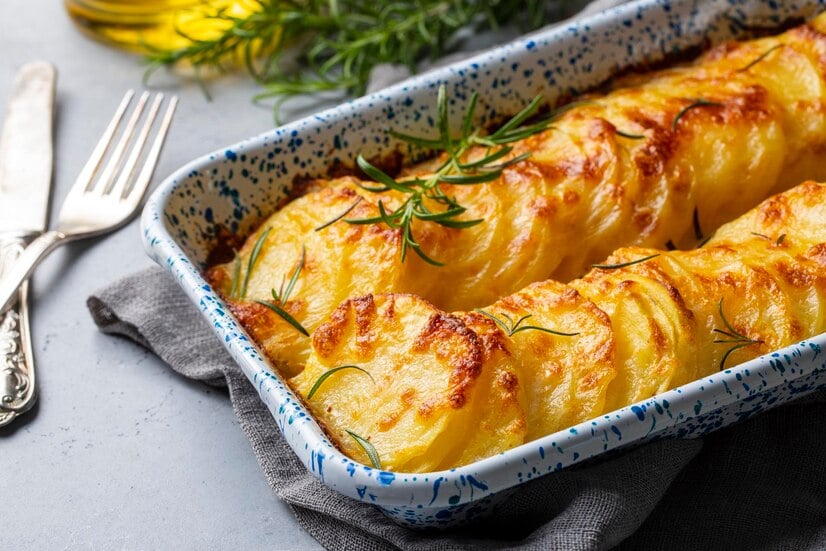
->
[570,251,699,412]
[477,280,616,441]
[290,294,527,472]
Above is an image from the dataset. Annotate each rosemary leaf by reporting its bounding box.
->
[229,252,242,299]
[616,129,645,139]
[672,99,723,131]
[718,342,755,372]
[356,156,415,193]
[255,300,309,336]
[439,171,502,184]
[280,245,306,304]
[737,44,784,73]
[307,365,375,400]
[776,233,786,246]
[346,429,382,469]
[241,227,271,299]
[314,197,364,231]
[592,253,660,270]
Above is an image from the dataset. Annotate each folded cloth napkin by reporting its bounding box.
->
[87,1,826,547]
[88,268,826,550]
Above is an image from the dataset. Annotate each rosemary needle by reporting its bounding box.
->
[346,430,382,469]
[672,99,723,131]
[229,252,242,299]
[737,44,784,73]
[615,129,645,139]
[240,227,271,299]
[592,254,660,270]
[255,300,309,336]
[307,365,375,400]
[272,246,306,304]
[314,197,363,232]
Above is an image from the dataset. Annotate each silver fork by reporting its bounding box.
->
[0,90,177,313]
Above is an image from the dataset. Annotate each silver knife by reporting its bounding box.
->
[0,62,56,426]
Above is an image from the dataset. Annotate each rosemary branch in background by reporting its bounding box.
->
[144,0,577,114]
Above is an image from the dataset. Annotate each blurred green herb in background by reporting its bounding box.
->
[145,0,577,116]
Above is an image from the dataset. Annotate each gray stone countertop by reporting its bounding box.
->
[1,2,322,548]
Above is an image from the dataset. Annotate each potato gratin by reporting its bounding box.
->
[208,16,826,471]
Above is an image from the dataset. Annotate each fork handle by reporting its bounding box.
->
[0,230,68,314]
[0,233,39,424]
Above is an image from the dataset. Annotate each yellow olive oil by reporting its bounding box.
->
[64,0,255,53]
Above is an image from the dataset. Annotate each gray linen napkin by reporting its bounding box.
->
[88,268,826,550]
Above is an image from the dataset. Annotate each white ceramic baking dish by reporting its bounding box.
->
[142,0,826,528]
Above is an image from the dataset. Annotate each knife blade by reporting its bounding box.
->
[0,61,56,426]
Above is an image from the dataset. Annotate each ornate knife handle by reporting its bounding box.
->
[0,232,37,426]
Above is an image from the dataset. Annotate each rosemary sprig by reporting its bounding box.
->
[713,298,763,370]
[592,253,660,270]
[474,309,579,337]
[239,227,271,299]
[254,245,309,336]
[672,99,723,130]
[145,1,570,117]
[347,85,560,265]
[307,365,375,400]
[346,429,382,469]
[737,44,784,73]
[314,196,363,232]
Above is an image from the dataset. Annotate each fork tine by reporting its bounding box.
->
[93,91,150,195]
[72,90,134,193]
[109,93,164,200]
[0,90,177,315]
[125,95,178,203]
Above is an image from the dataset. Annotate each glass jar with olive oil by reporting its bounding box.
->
[64,0,256,53]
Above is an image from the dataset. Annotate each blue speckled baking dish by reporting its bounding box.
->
[142,0,826,528]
